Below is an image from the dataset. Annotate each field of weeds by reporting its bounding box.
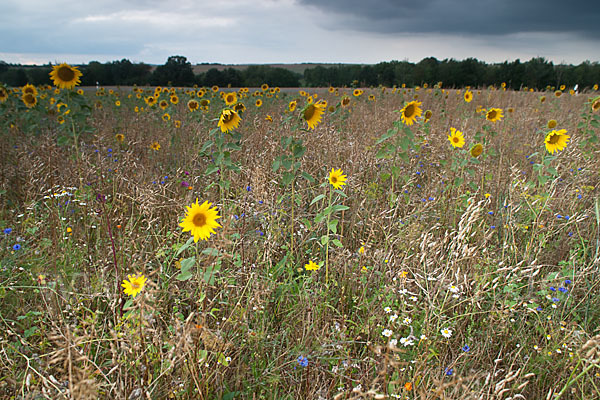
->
[1,72,600,399]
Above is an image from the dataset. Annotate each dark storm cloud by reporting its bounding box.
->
[297,0,600,37]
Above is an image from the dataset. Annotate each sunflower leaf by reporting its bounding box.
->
[176,236,195,257]
[310,194,325,205]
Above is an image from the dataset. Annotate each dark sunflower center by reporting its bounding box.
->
[201,99,209,106]
[193,212,207,227]
[222,112,234,123]
[24,93,35,104]
[58,66,75,82]
[331,176,337,183]
[488,110,497,119]
[131,282,140,290]
[226,94,234,102]
[453,137,459,143]
[548,134,560,144]
[404,104,415,118]
[593,101,600,111]
[304,105,315,121]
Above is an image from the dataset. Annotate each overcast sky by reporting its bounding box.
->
[1,0,599,65]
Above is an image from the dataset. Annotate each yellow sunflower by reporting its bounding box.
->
[145,96,158,106]
[544,129,570,154]
[486,108,503,122]
[187,99,199,112]
[303,102,325,130]
[115,133,125,142]
[424,109,433,123]
[150,141,161,151]
[174,120,181,128]
[304,260,321,271]
[115,100,121,107]
[554,90,562,98]
[122,274,147,298]
[540,96,546,103]
[255,99,262,108]
[49,63,82,90]
[470,143,483,157]
[340,97,351,107]
[211,85,219,92]
[592,99,600,112]
[162,113,171,122]
[170,95,179,105]
[368,94,375,101]
[200,98,210,108]
[559,84,566,91]
[218,109,242,133]
[399,100,422,126]
[547,119,557,129]
[328,86,335,93]
[180,199,222,242]
[353,89,363,97]
[233,102,246,114]
[77,89,84,95]
[57,115,65,124]
[224,92,237,106]
[328,168,347,190]
[0,87,8,103]
[593,84,598,91]
[448,127,465,148]
[21,93,37,108]
[288,100,297,112]
[464,90,473,103]
[159,99,169,110]
[261,83,269,91]
[22,84,38,97]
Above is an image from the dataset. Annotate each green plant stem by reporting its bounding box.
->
[325,187,333,285]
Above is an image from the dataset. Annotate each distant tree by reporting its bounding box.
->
[152,56,195,86]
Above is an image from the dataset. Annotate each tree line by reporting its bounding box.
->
[1,55,598,89]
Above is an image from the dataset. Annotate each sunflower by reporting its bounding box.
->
[559,84,565,91]
[470,143,483,157]
[77,89,84,95]
[340,97,351,107]
[150,141,161,151]
[218,109,241,133]
[288,100,297,112]
[21,93,37,108]
[592,99,600,112]
[486,108,503,122]
[353,89,363,97]
[174,120,181,128]
[159,99,169,110]
[122,274,147,298]
[448,128,465,148]
[424,109,433,123]
[145,96,157,106]
[547,119,557,129]
[200,98,210,108]
[464,90,473,103]
[328,105,335,113]
[328,86,335,93]
[211,85,219,92]
[22,84,38,97]
[399,101,422,126]
[368,94,375,101]
[162,113,171,122]
[224,92,237,106]
[544,129,570,154]
[303,102,325,130]
[49,63,82,90]
[261,83,269,91]
[304,260,321,271]
[115,100,121,107]
[180,199,222,242]
[57,115,65,124]
[265,115,273,122]
[0,87,9,103]
[328,168,347,190]
[317,99,327,108]
[115,133,125,142]
[540,96,546,103]
[187,99,199,112]
[594,84,599,91]
[299,90,308,97]
[170,95,179,104]
[233,102,246,114]
[255,99,262,108]
[554,90,562,98]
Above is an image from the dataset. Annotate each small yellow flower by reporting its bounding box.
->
[304,260,321,271]
[448,127,465,148]
[150,141,161,151]
[358,246,365,254]
[115,133,125,142]
[122,274,147,298]
[328,168,347,190]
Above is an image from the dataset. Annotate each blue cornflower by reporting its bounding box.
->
[421,198,426,202]
[577,194,582,199]
[558,287,567,293]
[416,171,421,175]
[445,368,453,376]
[108,148,113,152]
[234,215,239,220]
[488,211,494,215]
[568,232,573,237]
[491,225,496,229]
[257,230,264,236]
[416,184,421,188]
[557,214,563,219]
[428,197,435,201]
[258,200,263,204]
[549,287,556,292]
[13,244,21,251]
[3,228,12,234]
[536,306,543,311]
[246,186,252,191]
[564,215,570,220]
[552,297,560,302]
[297,356,308,367]
[404,190,409,193]
[462,345,470,352]
[565,279,572,285]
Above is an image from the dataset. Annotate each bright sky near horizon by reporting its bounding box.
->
[1,0,599,65]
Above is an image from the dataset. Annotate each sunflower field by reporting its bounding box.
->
[1,65,600,399]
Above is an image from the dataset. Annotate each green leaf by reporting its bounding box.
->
[332,204,349,212]
[310,194,325,205]
[320,235,329,245]
[202,248,220,257]
[301,171,315,182]
[205,165,219,175]
[272,158,281,172]
[176,236,195,257]
[282,172,295,186]
[332,239,343,248]
[328,219,338,234]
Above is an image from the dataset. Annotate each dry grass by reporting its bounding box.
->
[0,84,599,399]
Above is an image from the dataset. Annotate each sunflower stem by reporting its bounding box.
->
[325,186,333,285]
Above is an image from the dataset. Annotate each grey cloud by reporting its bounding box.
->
[297,0,600,37]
